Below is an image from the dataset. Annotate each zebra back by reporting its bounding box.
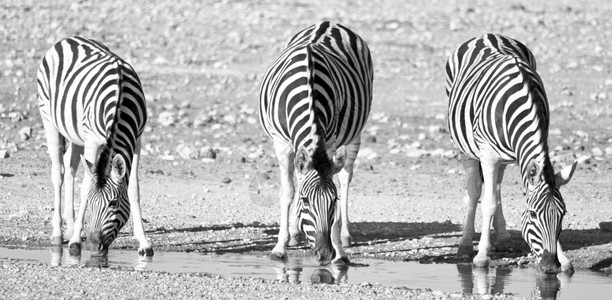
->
[259,21,373,160]
[37,36,147,179]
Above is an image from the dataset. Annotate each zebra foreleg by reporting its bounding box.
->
[457,157,481,257]
[63,143,83,241]
[69,147,98,255]
[493,165,512,251]
[271,140,295,260]
[473,148,502,267]
[337,141,360,247]
[129,142,154,256]
[43,121,65,246]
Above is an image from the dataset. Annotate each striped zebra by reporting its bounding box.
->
[37,37,153,257]
[446,33,576,273]
[259,21,373,265]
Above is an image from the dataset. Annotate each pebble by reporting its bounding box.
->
[0,149,8,158]
[600,222,612,232]
[18,127,31,141]
[157,111,177,127]
[222,177,232,184]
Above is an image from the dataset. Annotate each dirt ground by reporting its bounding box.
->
[1,0,612,298]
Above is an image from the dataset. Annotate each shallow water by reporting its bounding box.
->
[1,247,610,299]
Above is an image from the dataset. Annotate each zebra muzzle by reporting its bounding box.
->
[86,230,109,256]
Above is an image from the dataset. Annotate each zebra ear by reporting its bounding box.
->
[526,159,542,188]
[295,146,311,175]
[555,160,577,188]
[332,146,347,174]
[110,155,127,182]
[80,155,95,177]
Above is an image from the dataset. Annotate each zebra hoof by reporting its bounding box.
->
[288,234,303,247]
[472,256,490,268]
[68,242,82,256]
[50,235,63,246]
[332,256,350,265]
[561,262,574,275]
[269,252,287,261]
[138,247,154,257]
[341,236,352,248]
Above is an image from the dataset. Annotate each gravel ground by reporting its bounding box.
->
[1,0,612,298]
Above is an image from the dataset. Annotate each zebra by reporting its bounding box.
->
[37,36,153,257]
[259,21,373,265]
[445,33,576,273]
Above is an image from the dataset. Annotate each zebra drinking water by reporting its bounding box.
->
[445,34,576,273]
[37,37,153,257]
[259,21,373,265]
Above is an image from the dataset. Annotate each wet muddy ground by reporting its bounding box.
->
[1,0,612,298]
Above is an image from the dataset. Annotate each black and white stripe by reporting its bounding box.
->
[446,33,574,272]
[38,36,152,256]
[259,21,373,264]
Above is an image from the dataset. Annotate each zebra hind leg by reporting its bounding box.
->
[44,120,65,246]
[457,157,482,257]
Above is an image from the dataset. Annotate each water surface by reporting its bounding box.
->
[1,247,610,299]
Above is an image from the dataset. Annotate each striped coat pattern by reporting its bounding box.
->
[37,36,153,256]
[259,22,373,265]
[445,34,575,273]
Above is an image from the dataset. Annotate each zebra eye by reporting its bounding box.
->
[529,211,537,219]
[108,199,119,208]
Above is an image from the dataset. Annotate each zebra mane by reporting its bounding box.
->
[304,44,334,178]
[94,59,128,186]
[94,145,112,189]
[310,127,333,178]
[514,56,556,187]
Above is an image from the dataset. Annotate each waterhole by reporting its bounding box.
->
[1,247,610,299]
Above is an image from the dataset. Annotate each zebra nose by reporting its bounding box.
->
[86,231,107,256]
[537,250,561,274]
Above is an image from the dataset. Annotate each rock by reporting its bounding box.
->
[201,148,216,159]
[176,144,199,160]
[157,111,176,127]
[592,147,603,157]
[576,155,591,164]
[0,149,8,158]
[18,126,32,141]
[222,177,232,184]
[357,147,378,160]
[600,222,612,232]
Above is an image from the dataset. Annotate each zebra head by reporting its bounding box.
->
[295,145,346,266]
[81,150,130,256]
[521,160,576,273]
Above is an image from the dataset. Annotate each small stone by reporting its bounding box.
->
[600,222,612,232]
[176,144,199,160]
[157,111,176,127]
[18,127,32,141]
[222,177,232,184]
[360,282,372,288]
[202,148,216,159]
[592,147,603,157]
[0,149,8,158]
[576,155,591,164]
